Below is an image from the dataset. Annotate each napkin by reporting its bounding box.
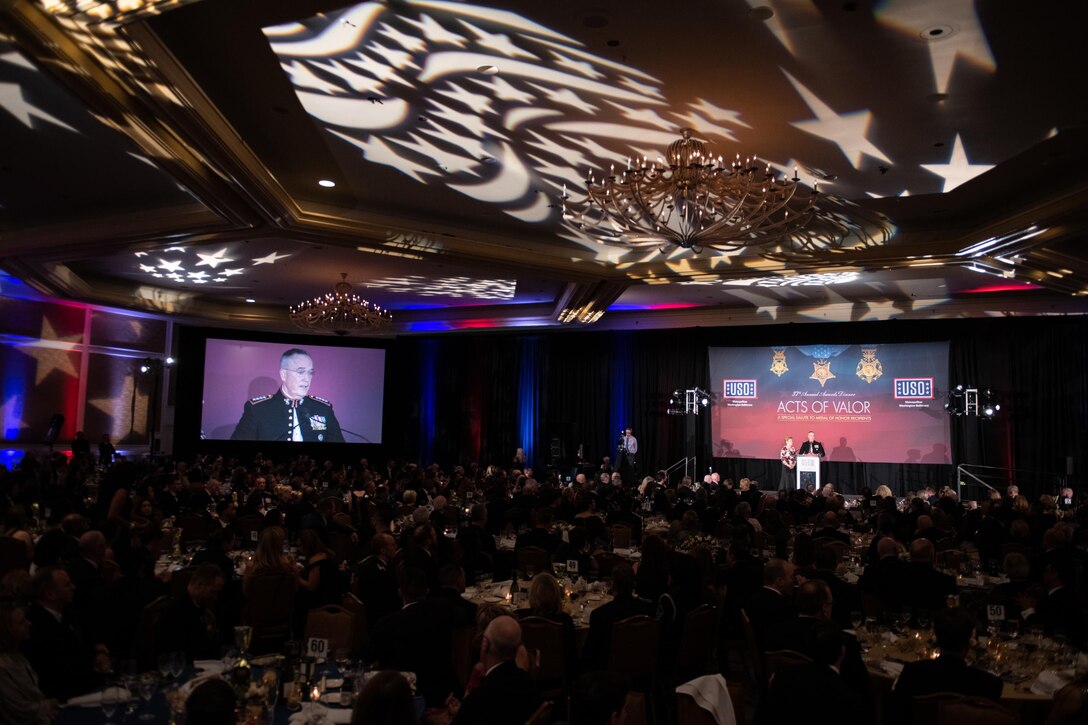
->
[287,703,351,724]
[67,688,132,707]
[194,660,227,676]
[613,548,631,557]
[1030,669,1074,697]
[675,674,737,725]
[881,661,904,679]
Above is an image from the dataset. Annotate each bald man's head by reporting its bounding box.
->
[482,615,522,668]
[910,538,935,564]
[876,536,900,560]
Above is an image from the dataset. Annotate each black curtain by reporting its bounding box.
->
[387,316,1088,498]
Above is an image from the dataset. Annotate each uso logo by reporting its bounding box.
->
[723,379,757,399]
[893,378,934,399]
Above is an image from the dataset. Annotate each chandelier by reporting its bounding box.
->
[563,128,890,258]
[289,273,391,335]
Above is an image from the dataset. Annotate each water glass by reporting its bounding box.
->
[101,684,122,724]
[138,673,156,721]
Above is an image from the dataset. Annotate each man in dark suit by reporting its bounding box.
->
[154,563,225,664]
[157,476,185,519]
[744,558,799,647]
[452,615,539,725]
[23,566,107,700]
[859,537,911,612]
[1020,557,1084,647]
[230,348,344,442]
[889,608,1002,725]
[366,567,457,709]
[581,563,654,670]
[515,506,560,554]
[431,564,478,629]
[811,512,851,545]
[353,533,402,629]
[798,431,825,458]
[764,580,873,712]
[904,539,957,614]
[758,624,870,725]
[404,522,441,594]
[458,504,497,585]
[810,546,861,630]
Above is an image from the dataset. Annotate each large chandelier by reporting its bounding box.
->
[563,128,890,258]
[289,273,391,335]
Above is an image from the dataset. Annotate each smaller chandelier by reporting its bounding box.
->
[563,128,889,257]
[289,273,391,335]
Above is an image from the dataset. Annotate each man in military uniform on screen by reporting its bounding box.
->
[230,348,344,442]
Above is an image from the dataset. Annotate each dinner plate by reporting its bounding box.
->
[482,595,504,603]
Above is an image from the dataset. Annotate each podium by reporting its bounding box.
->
[796,454,821,490]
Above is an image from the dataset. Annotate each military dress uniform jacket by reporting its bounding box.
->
[230,389,344,442]
[799,440,826,457]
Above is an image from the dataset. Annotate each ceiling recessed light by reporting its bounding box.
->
[318,179,336,188]
[919,25,955,41]
[476,64,498,75]
[245,298,255,303]
[748,6,774,20]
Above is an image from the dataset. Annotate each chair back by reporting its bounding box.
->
[517,546,552,577]
[676,604,718,676]
[739,608,764,691]
[763,649,812,685]
[0,537,30,575]
[134,595,169,670]
[607,615,660,682]
[610,524,633,550]
[524,700,553,725]
[244,571,297,653]
[817,540,849,563]
[450,626,474,690]
[520,616,566,683]
[234,516,265,547]
[913,692,1017,725]
[676,692,719,725]
[340,593,369,656]
[594,552,623,580]
[304,605,354,657]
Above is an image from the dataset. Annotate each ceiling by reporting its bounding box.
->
[1,0,1087,335]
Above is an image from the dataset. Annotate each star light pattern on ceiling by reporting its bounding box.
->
[920,134,994,193]
[721,272,862,287]
[364,275,516,300]
[0,49,80,133]
[130,245,290,286]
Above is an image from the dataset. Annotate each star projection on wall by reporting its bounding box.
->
[129,246,291,286]
[365,275,515,300]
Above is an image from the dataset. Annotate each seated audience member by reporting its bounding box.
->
[404,522,441,594]
[366,567,456,709]
[185,677,237,725]
[516,507,560,554]
[24,566,107,699]
[987,552,1032,622]
[758,624,869,725]
[354,533,401,629]
[155,563,225,664]
[811,545,861,629]
[904,539,957,614]
[191,526,238,580]
[1020,557,1084,647]
[744,558,799,646]
[432,564,477,629]
[569,671,630,725]
[889,608,1002,725]
[0,601,55,724]
[296,528,342,617]
[351,670,416,725]
[451,615,539,725]
[243,526,297,595]
[859,537,910,612]
[457,504,496,585]
[519,572,579,678]
[764,580,872,707]
[581,563,653,670]
[811,512,850,545]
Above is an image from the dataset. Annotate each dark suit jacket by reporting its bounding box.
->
[811,570,862,629]
[453,660,539,725]
[744,587,797,647]
[859,556,912,611]
[458,525,497,585]
[904,562,957,613]
[154,594,220,664]
[515,527,560,555]
[764,616,873,709]
[581,594,654,670]
[354,555,401,628]
[798,440,826,458]
[1028,585,1084,646]
[759,662,869,725]
[23,603,100,700]
[432,587,478,629]
[366,600,457,708]
[889,655,1002,725]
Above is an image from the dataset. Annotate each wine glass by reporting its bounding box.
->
[158,653,174,682]
[916,609,931,631]
[137,672,156,721]
[234,625,253,660]
[100,684,121,724]
[850,611,863,632]
[169,652,184,681]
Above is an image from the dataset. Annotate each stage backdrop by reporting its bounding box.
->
[709,342,950,465]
